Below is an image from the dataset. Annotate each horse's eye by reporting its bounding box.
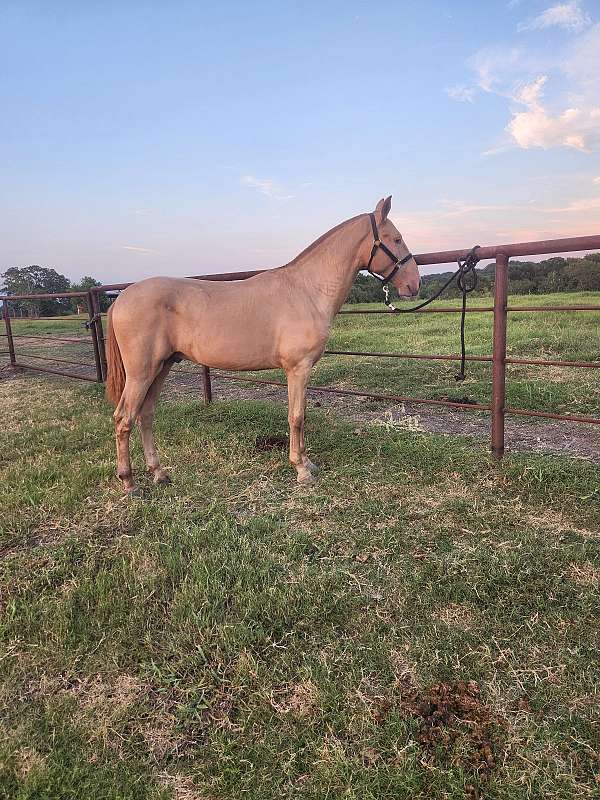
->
[394,237,402,244]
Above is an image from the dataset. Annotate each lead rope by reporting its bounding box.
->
[382,246,480,382]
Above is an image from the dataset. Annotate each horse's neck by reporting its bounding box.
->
[287,216,368,320]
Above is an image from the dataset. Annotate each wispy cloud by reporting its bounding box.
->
[518,1,592,33]
[241,175,294,201]
[542,196,600,212]
[445,84,476,103]
[122,245,155,254]
[134,209,153,216]
[438,200,520,217]
[593,175,600,183]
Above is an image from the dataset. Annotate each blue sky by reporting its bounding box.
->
[1,0,598,282]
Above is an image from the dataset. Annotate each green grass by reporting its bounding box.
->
[1,377,599,799]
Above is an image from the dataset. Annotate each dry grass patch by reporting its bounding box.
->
[158,772,213,800]
[566,562,599,586]
[140,714,181,762]
[524,510,599,539]
[270,680,320,718]
[56,673,149,751]
[67,673,146,713]
[14,747,46,779]
[434,602,477,629]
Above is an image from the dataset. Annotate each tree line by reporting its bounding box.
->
[347,252,600,303]
[0,266,111,317]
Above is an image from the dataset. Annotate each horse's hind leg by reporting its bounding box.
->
[138,360,173,485]
[114,374,157,495]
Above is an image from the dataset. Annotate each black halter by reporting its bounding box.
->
[365,213,413,284]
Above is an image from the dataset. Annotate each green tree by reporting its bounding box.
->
[1,266,71,317]
[68,276,111,313]
[563,258,600,291]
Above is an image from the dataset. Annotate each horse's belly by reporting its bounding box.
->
[182,319,280,371]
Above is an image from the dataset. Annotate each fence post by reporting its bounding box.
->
[91,290,107,381]
[86,291,103,383]
[2,299,16,368]
[491,253,509,459]
[202,365,212,404]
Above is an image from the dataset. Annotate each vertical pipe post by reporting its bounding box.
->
[2,300,16,367]
[86,291,103,383]
[202,365,212,404]
[91,290,107,381]
[491,253,509,459]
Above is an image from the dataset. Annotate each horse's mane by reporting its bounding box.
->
[277,213,366,271]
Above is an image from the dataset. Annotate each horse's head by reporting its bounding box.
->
[366,196,421,298]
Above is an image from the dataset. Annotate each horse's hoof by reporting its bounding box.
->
[297,471,316,486]
[305,460,320,475]
[125,486,143,499]
[153,470,171,485]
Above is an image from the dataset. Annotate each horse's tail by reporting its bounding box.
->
[105,306,126,405]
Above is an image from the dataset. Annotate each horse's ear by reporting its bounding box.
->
[375,196,392,223]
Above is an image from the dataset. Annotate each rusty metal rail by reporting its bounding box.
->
[2,233,599,459]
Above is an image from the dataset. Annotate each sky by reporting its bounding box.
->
[1,0,599,283]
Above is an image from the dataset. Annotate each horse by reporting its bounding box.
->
[105,196,421,494]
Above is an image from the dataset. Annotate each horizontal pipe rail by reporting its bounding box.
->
[13,362,97,381]
[0,290,89,301]
[8,316,88,323]
[324,350,600,368]
[505,407,600,424]
[212,371,600,424]
[212,370,491,411]
[339,304,600,314]
[7,333,91,343]
[413,235,600,266]
[14,352,97,368]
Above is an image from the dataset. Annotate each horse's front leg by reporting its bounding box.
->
[286,362,318,484]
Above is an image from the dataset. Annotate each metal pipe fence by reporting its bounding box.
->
[1,291,101,382]
[2,233,599,459]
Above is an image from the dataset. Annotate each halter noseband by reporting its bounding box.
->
[366,212,413,285]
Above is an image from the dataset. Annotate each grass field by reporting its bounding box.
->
[3,291,600,416]
[1,375,599,799]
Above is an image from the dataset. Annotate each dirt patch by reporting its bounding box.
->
[254,434,288,451]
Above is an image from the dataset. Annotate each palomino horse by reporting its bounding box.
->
[105,197,420,494]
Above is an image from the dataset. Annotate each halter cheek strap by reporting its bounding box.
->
[366,213,413,285]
